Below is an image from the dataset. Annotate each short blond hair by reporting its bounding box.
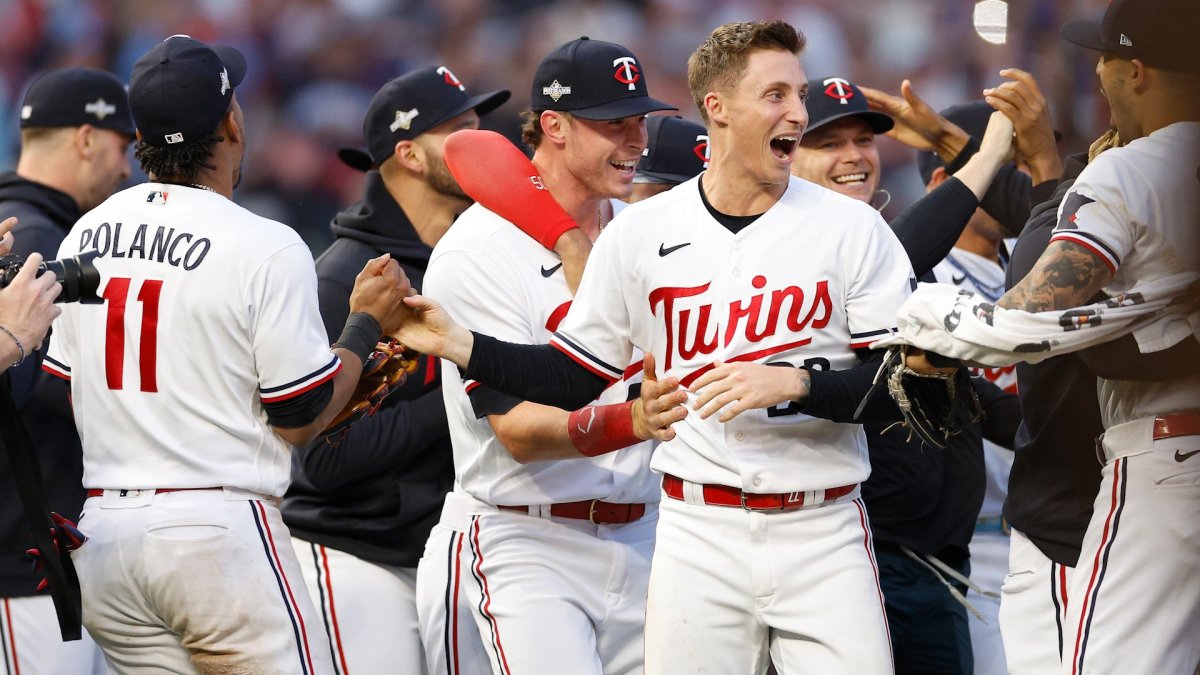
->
[687,21,806,124]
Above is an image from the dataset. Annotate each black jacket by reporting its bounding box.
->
[0,172,85,597]
[282,171,452,568]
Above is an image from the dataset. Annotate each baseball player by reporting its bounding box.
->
[1012,5,1200,672]
[0,68,133,675]
[414,37,681,675]
[397,21,928,673]
[40,35,411,674]
[282,65,509,675]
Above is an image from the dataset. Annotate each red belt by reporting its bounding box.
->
[86,487,221,498]
[1153,413,1200,440]
[662,474,858,511]
[497,499,647,524]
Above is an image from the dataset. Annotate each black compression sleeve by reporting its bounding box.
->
[800,350,902,424]
[889,177,979,277]
[265,379,335,428]
[465,332,609,410]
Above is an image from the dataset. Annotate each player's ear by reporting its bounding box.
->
[925,166,949,192]
[222,109,243,147]
[541,111,569,148]
[392,139,423,173]
[703,91,726,126]
[1128,58,1148,93]
[74,124,95,160]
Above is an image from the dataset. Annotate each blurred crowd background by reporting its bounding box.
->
[0,0,1113,255]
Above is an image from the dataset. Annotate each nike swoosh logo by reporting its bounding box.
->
[541,263,563,278]
[951,273,967,285]
[1175,448,1200,462]
[659,242,691,257]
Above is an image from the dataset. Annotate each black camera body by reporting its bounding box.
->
[0,249,102,304]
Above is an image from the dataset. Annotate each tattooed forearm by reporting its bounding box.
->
[999,240,1113,312]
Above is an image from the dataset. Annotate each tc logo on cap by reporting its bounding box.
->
[823,77,854,105]
[543,80,572,102]
[437,66,466,91]
[613,57,640,91]
[694,135,710,169]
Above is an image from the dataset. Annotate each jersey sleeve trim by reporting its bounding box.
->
[549,333,622,382]
[1048,232,1119,275]
[41,355,71,381]
[260,355,342,403]
[850,327,897,350]
[464,380,482,393]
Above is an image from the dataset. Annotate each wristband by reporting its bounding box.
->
[333,312,382,365]
[568,400,640,457]
[0,324,25,368]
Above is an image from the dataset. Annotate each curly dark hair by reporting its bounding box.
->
[134,134,223,182]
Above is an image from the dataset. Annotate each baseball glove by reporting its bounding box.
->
[874,345,982,449]
[321,339,421,443]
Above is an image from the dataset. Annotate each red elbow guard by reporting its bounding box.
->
[568,400,640,457]
[443,129,578,250]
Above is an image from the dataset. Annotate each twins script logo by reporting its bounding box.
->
[823,77,854,105]
[649,275,833,382]
[613,57,640,90]
[437,66,466,91]
[694,135,710,168]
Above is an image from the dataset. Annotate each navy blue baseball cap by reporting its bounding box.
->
[635,116,709,184]
[352,66,510,168]
[20,68,135,137]
[805,76,893,135]
[531,37,676,120]
[917,101,992,185]
[1062,0,1200,72]
[130,35,246,147]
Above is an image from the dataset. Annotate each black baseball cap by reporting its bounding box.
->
[531,37,676,120]
[19,68,135,137]
[804,76,893,135]
[129,35,246,147]
[917,101,992,185]
[635,116,709,184]
[346,66,510,169]
[1061,0,1200,72]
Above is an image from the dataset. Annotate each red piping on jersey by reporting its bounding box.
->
[622,359,644,381]
[261,362,343,403]
[3,598,20,675]
[465,381,482,394]
[679,338,811,389]
[256,501,318,675]
[1049,234,1118,276]
[319,546,350,675]
[39,363,69,382]
[1070,458,1124,675]
[471,518,513,675]
[550,341,619,383]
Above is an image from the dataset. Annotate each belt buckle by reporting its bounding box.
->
[588,499,600,524]
[739,491,775,512]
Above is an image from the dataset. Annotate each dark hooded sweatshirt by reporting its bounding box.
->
[282,171,452,568]
[0,172,86,596]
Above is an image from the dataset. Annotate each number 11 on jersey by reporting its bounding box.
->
[102,277,162,392]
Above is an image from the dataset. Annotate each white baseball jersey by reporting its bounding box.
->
[44,183,339,497]
[1048,121,1200,429]
[424,203,657,506]
[552,175,914,493]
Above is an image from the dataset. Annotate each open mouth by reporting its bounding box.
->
[770,135,798,161]
[610,159,637,176]
[832,172,868,186]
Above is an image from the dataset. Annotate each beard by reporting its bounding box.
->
[426,157,470,201]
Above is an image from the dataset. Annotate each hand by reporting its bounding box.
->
[952,112,1015,200]
[399,294,475,368]
[902,348,958,376]
[26,512,87,593]
[553,229,592,296]
[689,361,808,423]
[348,254,412,337]
[631,354,687,441]
[860,80,970,160]
[0,216,16,256]
[0,252,62,356]
[984,69,1061,183]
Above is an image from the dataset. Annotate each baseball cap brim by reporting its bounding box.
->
[634,170,694,184]
[808,110,894,135]
[426,89,512,136]
[338,147,375,172]
[569,95,677,121]
[212,45,247,88]
[1061,18,1107,52]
